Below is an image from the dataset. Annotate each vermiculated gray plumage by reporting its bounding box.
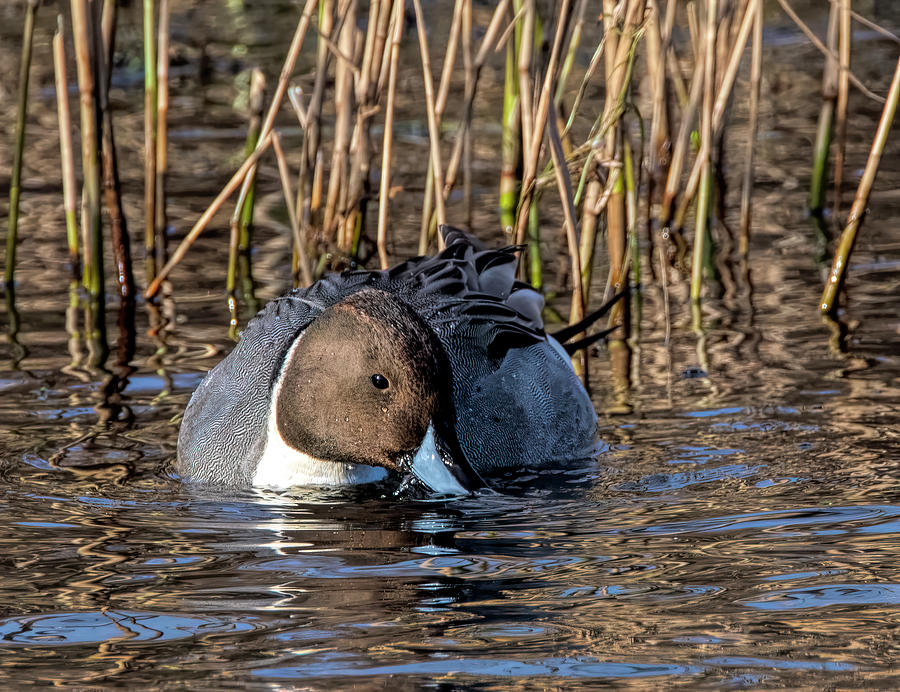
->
[177,226,599,485]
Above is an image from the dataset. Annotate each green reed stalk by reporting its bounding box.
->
[71,0,104,304]
[554,0,585,108]
[691,0,716,312]
[145,132,274,299]
[739,0,762,256]
[499,39,520,231]
[623,135,639,299]
[143,0,158,281]
[228,70,264,308]
[239,69,265,254]
[4,0,38,287]
[820,55,900,317]
[155,0,170,271]
[53,16,80,284]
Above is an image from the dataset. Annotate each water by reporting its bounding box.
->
[2,2,900,687]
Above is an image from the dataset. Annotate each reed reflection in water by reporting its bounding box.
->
[1,0,900,688]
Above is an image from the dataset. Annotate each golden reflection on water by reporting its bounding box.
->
[1,0,900,688]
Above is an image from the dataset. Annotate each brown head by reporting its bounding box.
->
[273,289,470,489]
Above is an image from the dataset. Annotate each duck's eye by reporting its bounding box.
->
[370,373,389,390]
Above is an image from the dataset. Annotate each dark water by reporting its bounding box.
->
[2,2,900,688]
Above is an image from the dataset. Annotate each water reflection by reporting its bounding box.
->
[1,0,900,687]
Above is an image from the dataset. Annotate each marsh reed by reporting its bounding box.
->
[3,0,898,387]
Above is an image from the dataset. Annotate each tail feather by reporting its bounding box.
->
[551,290,626,349]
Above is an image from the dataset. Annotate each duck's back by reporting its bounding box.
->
[377,227,600,471]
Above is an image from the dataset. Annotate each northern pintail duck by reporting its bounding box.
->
[177,226,614,495]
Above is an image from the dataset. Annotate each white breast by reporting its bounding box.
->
[252,333,387,489]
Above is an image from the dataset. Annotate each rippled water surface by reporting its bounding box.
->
[2,1,900,688]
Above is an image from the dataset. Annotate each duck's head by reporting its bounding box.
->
[271,289,481,495]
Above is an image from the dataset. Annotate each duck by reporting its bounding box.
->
[176,225,616,495]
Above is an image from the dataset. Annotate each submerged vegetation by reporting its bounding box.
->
[2,0,899,409]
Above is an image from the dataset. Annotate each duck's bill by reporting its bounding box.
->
[404,424,483,496]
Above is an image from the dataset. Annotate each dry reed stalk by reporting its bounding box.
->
[461,0,474,226]
[832,0,851,218]
[53,16,80,282]
[555,0,587,114]
[517,0,535,164]
[143,0,158,281]
[562,32,607,139]
[272,133,312,286]
[660,52,703,227]
[237,0,319,245]
[775,0,882,103]
[602,0,643,341]
[578,171,603,297]
[375,0,395,94]
[288,85,308,128]
[152,0,315,299]
[323,0,356,246]
[642,0,667,279]
[296,0,335,250]
[646,0,669,180]
[513,0,573,247]
[690,0,716,308]
[810,1,838,215]
[548,105,584,326]
[820,55,900,316]
[848,8,900,44]
[419,0,464,254]
[98,0,135,315]
[71,0,104,304]
[711,0,757,134]
[155,0,170,271]
[671,0,757,234]
[259,0,320,143]
[4,0,38,287]
[144,131,274,298]
[739,0,762,255]
[412,0,448,241]
[687,1,700,62]
[377,0,404,269]
[442,0,512,199]
[344,0,389,258]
